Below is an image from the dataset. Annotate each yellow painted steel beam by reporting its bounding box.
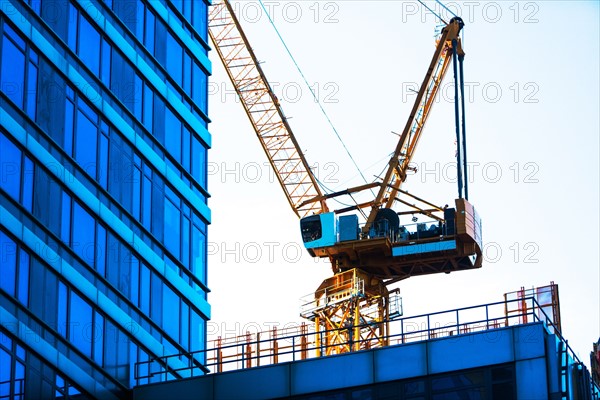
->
[209,0,328,218]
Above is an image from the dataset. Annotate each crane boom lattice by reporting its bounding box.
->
[209,0,328,218]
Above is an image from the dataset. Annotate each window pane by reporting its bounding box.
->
[104,319,118,376]
[182,128,190,171]
[128,342,138,387]
[164,107,182,162]
[78,15,101,76]
[99,134,109,188]
[492,366,513,381]
[183,52,191,94]
[69,291,93,357]
[152,95,165,143]
[130,258,139,306]
[67,4,78,50]
[4,23,25,50]
[96,224,106,276]
[101,39,112,86]
[191,225,205,283]
[29,259,44,317]
[58,281,67,337]
[114,0,139,36]
[142,175,152,229]
[150,272,162,325]
[182,216,190,266]
[110,48,135,114]
[43,266,58,326]
[145,8,155,54]
[192,62,207,110]
[93,312,104,365]
[192,3,207,41]
[164,199,181,258]
[162,284,179,340]
[0,348,10,397]
[404,380,425,395]
[183,0,192,21]
[154,19,166,66]
[432,388,485,400]
[0,133,22,200]
[151,182,164,241]
[432,371,484,390]
[22,157,34,211]
[166,33,183,85]
[1,33,26,108]
[72,202,96,265]
[60,191,71,244]
[64,99,75,156]
[132,166,141,221]
[190,310,204,352]
[135,2,144,40]
[143,83,153,131]
[172,0,183,14]
[26,62,38,119]
[0,231,17,296]
[181,302,189,349]
[118,243,135,298]
[75,108,98,177]
[14,360,24,397]
[133,74,143,121]
[106,233,119,287]
[191,136,206,188]
[32,169,62,236]
[17,250,29,306]
[140,264,150,314]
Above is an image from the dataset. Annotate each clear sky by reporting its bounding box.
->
[207,0,600,367]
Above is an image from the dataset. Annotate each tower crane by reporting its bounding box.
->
[209,0,482,355]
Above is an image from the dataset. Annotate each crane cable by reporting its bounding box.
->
[416,0,447,24]
[257,0,372,192]
[435,0,459,19]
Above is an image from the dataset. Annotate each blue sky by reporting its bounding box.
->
[207,1,599,366]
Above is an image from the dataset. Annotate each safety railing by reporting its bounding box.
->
[135,296,571,384]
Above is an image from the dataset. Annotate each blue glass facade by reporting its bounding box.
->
[0,0,211,398]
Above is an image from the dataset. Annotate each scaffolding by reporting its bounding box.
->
[299,269,401,356]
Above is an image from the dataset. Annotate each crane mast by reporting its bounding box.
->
[209,0,328,218]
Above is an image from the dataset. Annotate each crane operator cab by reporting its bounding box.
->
[300,198,483,280]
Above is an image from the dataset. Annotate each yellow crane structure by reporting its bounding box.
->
[209,0,482,356]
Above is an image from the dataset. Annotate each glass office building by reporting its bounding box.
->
[0,0,211,398]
